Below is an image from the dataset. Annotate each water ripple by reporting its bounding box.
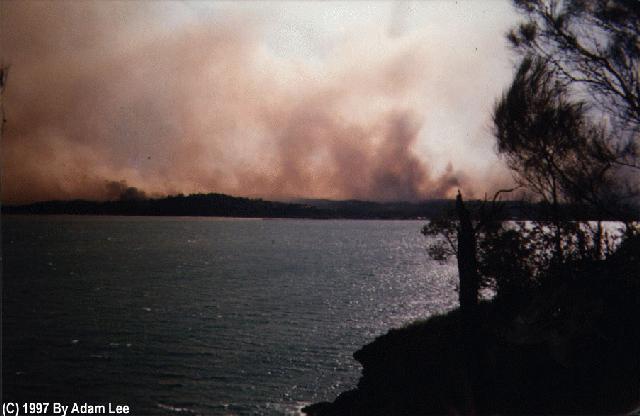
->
[3,217,457,415]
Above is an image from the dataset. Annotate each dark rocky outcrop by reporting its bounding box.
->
[304,259,640,415]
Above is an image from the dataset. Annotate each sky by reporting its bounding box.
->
[1,0,520,204]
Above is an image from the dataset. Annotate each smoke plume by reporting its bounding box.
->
[1,1,514,204]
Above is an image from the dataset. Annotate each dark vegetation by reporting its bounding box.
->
[304,250,640,415]
[2,193,327,218]
[305,231,640,415]
[3,193,628,221]
[305,1,640,414]
[0,193,452,219]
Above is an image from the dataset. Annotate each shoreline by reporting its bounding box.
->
[303,266,640,415]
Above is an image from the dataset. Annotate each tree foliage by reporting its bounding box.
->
[424,1,640,303]
[502,0,640,217]
[508,0,640,137]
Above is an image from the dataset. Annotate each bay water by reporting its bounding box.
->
[2,216,457,415]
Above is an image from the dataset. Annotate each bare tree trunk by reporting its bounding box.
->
[595,220,603,259]
[456,191,479,312]
[552,175,563,262]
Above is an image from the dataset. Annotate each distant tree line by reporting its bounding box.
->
[4,191,628,221]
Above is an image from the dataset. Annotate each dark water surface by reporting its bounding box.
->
[2,216,457,415]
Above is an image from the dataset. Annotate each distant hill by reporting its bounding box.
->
[1,192,615,220]
[2,193,326,218]
[1,193,459,219]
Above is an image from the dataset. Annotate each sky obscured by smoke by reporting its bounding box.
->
[1,1,517,203]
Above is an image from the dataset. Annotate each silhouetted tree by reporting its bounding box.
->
[492,0,640,264]
[493,57,584,257]
[505,0,640,218]
[424,1,640,302]
[455,191,480,312]
[422,189,518,303]
[508,0,639,137]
